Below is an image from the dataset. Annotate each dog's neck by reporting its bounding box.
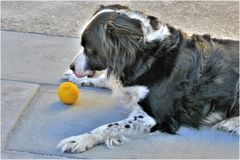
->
[119,25,182,86]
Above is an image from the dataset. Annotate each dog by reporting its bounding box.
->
[57,4,239,153]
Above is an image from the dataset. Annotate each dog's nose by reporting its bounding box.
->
[70,64,75,71]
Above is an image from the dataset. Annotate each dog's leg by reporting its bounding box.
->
[57,107,156,153]
[213,116,239,135]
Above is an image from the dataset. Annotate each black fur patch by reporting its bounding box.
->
[134,116,137,121]
[147,15,159,30]
[108,124,113,127]
[125,124,130,128]
[138,115,144,118]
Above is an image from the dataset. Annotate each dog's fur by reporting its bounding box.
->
[58,4,239,153]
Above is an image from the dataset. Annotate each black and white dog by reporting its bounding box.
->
[58,4,239,153]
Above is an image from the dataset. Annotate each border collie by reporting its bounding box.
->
[58,4,239,153]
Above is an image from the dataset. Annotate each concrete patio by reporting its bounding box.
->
[1,1,239,159]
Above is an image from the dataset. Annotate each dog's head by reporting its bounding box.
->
[70,4,171,78]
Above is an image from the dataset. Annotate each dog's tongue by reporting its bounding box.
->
[63,69,95,79]
[73,72,86,78]
[74,71,95,78]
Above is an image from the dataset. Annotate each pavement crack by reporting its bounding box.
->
[2,84,41,149]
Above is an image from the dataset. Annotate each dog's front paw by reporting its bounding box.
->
[213,117,239,135]
[57,134,98,153]
[63,69,74,80]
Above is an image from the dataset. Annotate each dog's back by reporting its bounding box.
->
[137,32,239,133]
[212,38,239,117]
[212,38,239,71]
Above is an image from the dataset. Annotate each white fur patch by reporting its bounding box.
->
[213,116,239,135]
[146,24,170,42]
[74,47,87,74]
[202,112,224,125]
[122,10,151,29]
[63,69,73,79]
[117,10,170,42]
[112,85,149,108]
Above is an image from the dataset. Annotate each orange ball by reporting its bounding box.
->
[57,82,79,105]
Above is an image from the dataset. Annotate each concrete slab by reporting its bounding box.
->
[1,80,40,148]
[4,86,129,158]
[1,1,239,40]
[1,31,79,84]
[4,86,239,159]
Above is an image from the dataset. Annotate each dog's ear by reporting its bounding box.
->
[103,14,144,78]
